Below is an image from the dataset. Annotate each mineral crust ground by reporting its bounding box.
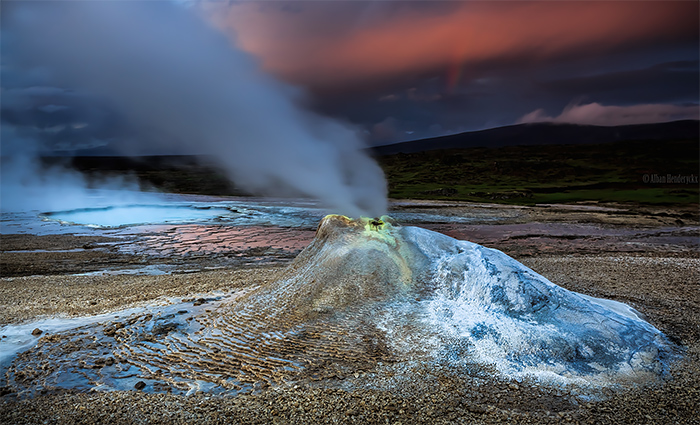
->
[1,201,698,424]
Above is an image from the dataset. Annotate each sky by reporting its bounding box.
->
[204,0,699,144]
[1,0,699,154]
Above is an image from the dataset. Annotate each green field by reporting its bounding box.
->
[62,138,698,207]
[377,139,699,205]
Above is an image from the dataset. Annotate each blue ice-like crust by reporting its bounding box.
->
[399,226,674,380]
[1,218,677,396]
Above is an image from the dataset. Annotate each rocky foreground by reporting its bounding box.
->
[1,203,698,424]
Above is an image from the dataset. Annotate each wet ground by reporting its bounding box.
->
[1,196,699,424]
[1,196,697,277]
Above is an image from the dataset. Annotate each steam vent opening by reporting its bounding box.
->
[2,215,678,398]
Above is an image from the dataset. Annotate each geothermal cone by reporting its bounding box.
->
[2,216,676,395]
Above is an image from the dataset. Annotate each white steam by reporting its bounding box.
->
[0,155,153,212]
[2,1,386,217]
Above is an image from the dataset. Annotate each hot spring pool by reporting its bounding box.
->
[41,204,238,228]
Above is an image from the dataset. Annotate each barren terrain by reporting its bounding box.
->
[1,201,698,424]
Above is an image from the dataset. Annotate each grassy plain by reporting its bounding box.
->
[56,138,699,207]
[377,139,699,205]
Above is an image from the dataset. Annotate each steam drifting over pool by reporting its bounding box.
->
[2,1,387,217]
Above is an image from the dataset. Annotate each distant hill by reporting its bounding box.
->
[372,120,699,155]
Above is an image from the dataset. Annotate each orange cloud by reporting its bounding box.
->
[202,1,698,90]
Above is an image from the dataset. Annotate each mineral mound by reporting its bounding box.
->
[2,215,677,396]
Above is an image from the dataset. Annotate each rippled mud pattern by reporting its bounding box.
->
[1,201,699,424]
[5,297,395,397]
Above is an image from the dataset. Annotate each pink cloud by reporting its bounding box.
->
[201,2,698,91]
[517,102,700,126]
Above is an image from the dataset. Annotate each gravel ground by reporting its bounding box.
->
[0,268,281,326]
[2,256,698,424]
[1,352,698,425]
[1,203,699,424]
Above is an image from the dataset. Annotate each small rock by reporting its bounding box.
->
[466,404,487,414]
[31,328,43,336]
[152,322,178,336]
[134,381,146,390]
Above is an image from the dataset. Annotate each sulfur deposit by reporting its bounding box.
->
[1,216,677,397]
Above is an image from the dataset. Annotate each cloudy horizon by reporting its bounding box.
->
[1,0,698,155]
[203,0,698,144]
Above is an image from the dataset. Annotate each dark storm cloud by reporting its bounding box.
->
[538,61,700,106]
[201,0,699,143]
[208,1,697,89]
[313,50,699,142]
[2,0,387,216]
[2,1,698,150]
[0,84,128,155]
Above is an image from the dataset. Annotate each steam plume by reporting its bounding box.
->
[1,1,387,217]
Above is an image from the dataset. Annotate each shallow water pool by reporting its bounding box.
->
[42,204,238,228]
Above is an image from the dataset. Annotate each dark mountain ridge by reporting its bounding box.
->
[372,120,699,155]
